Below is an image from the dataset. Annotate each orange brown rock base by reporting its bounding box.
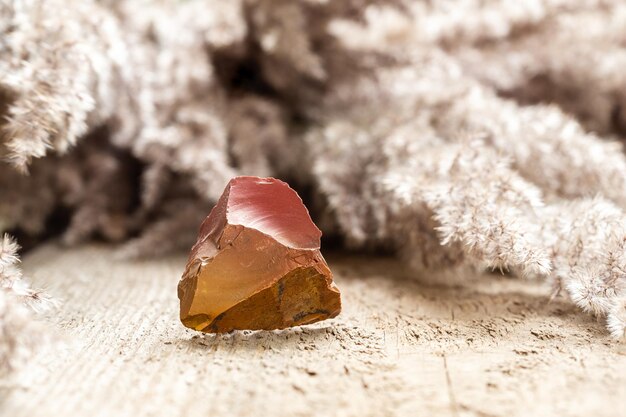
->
[182,266,340,332]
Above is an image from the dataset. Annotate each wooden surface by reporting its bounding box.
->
[2,244,625,417]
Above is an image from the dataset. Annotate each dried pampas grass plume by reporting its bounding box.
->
[0,235,55,375]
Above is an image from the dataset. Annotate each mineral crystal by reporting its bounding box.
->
[178,176,341,332]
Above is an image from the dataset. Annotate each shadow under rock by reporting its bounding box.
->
[180,324,340,353]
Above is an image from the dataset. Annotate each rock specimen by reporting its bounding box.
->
[178,176,341,332]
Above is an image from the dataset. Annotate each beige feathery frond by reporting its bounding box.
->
[0,234,55,374]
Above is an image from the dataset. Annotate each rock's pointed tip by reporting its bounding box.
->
[178,176,341,333]
[224,176,322,250]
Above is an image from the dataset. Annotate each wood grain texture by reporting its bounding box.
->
[2,244,625,417]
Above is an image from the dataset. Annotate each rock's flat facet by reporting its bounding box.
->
[178,176,341,332]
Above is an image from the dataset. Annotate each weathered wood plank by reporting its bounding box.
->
[1,244,624,417]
